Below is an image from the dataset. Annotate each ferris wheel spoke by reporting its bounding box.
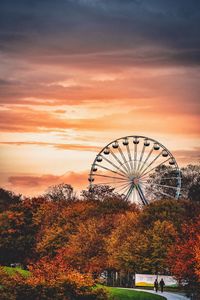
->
[109,149,129,175]
[100,154,128,176]
[138,146,154,174]
[140,167,177,181]
[95,163,128,179]
[141,178,179,186]
[144,182,178,190]
[159,177,180,180]
[112,181,131,192]
[115,182,132,194]
[121,184,132,198]
[139,152,164,177]
[117,145,131,175]
[93,173,129,181]
[156,190,175,199]
[126,143,134,173]
[136,143,145,174]
[134,143,138,173]
[95,180,129,186]
[139,157,171,178]
[141,177,179,182]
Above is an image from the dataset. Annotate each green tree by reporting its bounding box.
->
[139,199,200,231]
[0,197,44,265]
[0,188,21,213]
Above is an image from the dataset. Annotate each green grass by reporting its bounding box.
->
[3,266,30,277]
[106,287,167,300]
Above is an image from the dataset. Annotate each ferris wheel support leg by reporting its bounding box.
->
[136,185,149,205]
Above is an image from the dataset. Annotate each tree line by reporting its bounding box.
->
[0,164,199,299]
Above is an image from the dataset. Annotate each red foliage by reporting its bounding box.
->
[167,218,200,284]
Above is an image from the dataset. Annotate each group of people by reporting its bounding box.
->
[154,278,165,293]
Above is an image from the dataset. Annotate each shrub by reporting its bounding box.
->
[0,264,109,300]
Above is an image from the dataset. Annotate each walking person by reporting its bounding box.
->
[154,278,159,292]
[159,278,165,293]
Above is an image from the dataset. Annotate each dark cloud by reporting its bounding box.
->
[0,0,200,66]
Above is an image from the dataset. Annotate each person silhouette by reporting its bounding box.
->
[154,279,159,292]
[159,278,165,293]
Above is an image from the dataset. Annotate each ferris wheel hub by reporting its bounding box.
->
[133,178,139,185]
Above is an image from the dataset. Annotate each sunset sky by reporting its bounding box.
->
[0,0,200,196]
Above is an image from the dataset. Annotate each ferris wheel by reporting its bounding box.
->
[88,135,181,205]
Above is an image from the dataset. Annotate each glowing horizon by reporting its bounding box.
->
[0,1,199,196]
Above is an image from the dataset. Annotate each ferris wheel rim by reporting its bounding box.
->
[96,135,179,167]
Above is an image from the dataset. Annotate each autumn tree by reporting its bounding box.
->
[45,183,75,202]
[81,185,117,202]
[107,211,147,286]
[0,195,47,265]
[195,234,200,281]
[0,209,38,265]
[188,182,200,203]
[181,164,200,201]
[0,258,108,300]
[81,185,136,218]
[167,218,200,299]
[34,200,98,258]
[107,211,177,286]
[139,198,200,232]
[58,217,112,276]
[145,220,177,274]
[144,164,200,202]
[0,210,25,265]
[0,188,21,212]
[145,165,179,200]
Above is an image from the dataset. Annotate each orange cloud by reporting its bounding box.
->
[7,171,89,196]
[0,105,199,135]
[0,141,100,152]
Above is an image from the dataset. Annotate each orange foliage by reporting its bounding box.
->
[34,200,97,257]
[27,256,94,289]
[56,217,111,274]
[0,210,24,234]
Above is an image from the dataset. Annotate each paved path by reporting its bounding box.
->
[132,288,190,300]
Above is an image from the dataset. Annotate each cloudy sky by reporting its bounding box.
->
[0,0,200,195]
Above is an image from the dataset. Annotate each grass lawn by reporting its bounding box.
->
[106,287,167,300]
[3,266,30,277]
